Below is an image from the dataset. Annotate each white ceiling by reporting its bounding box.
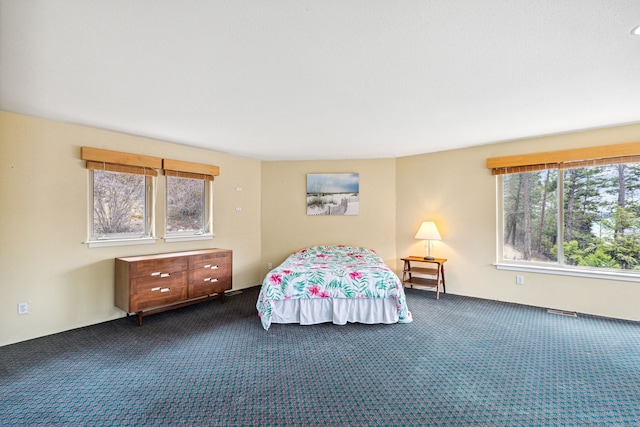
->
[2,1,640,161]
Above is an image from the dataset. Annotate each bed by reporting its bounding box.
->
[256,245,413,330]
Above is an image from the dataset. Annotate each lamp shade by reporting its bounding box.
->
[414,221,441,241]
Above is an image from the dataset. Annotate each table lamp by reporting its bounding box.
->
[415,221,441,260]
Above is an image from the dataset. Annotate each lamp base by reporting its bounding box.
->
[423,256,435,260]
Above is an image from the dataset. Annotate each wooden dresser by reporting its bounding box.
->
[115,249,232,325]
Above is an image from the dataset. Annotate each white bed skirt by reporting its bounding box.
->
[270,297,399,326]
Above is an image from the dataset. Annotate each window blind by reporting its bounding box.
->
[86,161,158,177]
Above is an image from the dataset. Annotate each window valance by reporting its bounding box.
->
[486,141,640,175]
[163,159,219,182]
[81,147,220,179]
[81,147,162,176]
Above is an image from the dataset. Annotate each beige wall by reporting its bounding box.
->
[396,123,640,321]
[0,112,263,346]
[3,110,639,346]
[261,159,397,270]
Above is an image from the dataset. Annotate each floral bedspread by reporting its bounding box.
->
[256,245,412,330]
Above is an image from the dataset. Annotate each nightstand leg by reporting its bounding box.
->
[403,259,413,288]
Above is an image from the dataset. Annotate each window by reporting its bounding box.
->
[82,147,161,247]
[91,169,153,240]
[491,142,640,275]
[561,163,640,269]
[162,159,218,242]
[502,169,559,263]
[165,175,212,240]
[81,147,219,247]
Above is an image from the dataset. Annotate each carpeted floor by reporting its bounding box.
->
[1,286,639,426]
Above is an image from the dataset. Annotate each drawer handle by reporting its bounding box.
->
[151,272,161,276]
[160,288,170,292]
[210,265,219,270]
[151,287,161,291]
[204,278,218,282]
[204,264,211,268]
[160,273,170,278]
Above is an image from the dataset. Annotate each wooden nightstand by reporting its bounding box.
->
[401,256,447,299]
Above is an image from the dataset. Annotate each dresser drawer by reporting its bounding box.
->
[131,271,185,294]
[188,277,231,299]
[129,257,187,278]
[189,252,230,270]
[130,282,188,312]
[189,263,230,283]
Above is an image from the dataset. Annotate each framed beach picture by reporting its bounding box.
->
[306,173,359,216]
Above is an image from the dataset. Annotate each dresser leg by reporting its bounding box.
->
[137,312,143,326]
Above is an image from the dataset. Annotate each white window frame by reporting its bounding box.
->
[495,170,640,283]
[85,170,157,248]
[164,177,214,243]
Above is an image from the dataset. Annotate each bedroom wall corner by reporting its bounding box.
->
[395,123,640,322]
[260,158,398,275]
[0,111,263,346]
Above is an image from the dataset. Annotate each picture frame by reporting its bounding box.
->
[306,173,359,216]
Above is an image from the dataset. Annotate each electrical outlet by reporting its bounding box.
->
[18,302,28,315]
[267,263,273,270]
[516,275,524,285]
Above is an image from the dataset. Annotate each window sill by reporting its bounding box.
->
[164,233,215,243]
[85,237,157,248]
[495,262,640,283]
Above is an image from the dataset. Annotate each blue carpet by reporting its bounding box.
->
[1,286,639,426]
